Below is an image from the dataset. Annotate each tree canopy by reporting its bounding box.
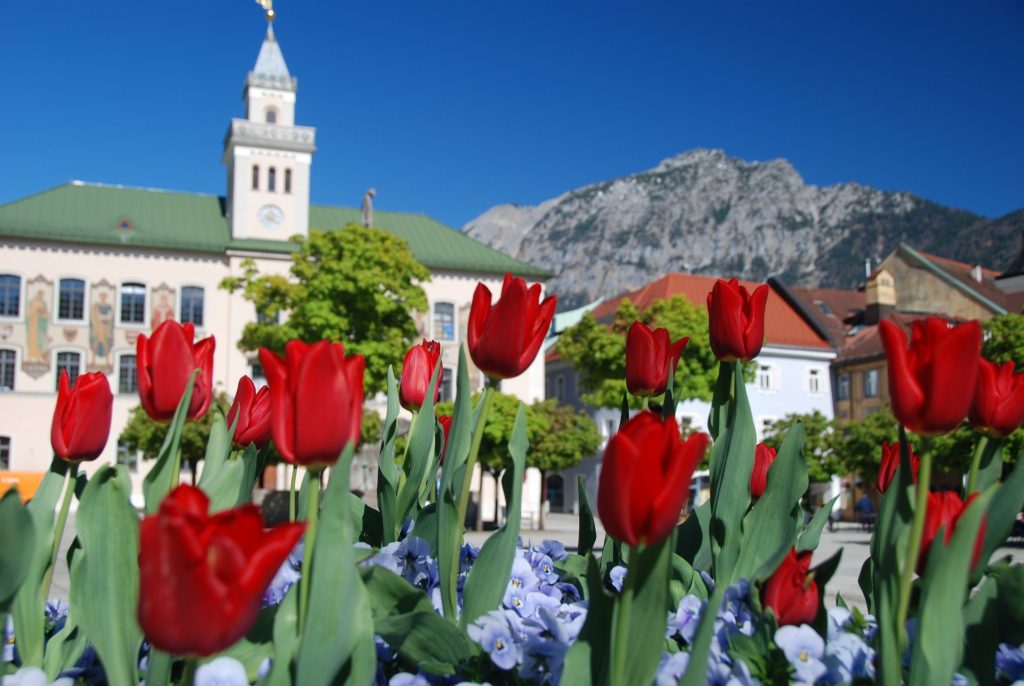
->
[983,311,1024,367]
[220,225,431,395]
[761,411,839,483]
[555,296,718,409]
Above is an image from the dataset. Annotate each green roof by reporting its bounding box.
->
[0,182,550,278]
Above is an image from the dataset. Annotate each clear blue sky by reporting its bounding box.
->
[2,1,1022,228]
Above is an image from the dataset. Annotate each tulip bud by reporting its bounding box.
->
[917,491,986,576]
[437,414,453,465]
[597,411,709,547]
[749,443,778,499]
[137,320,215,422]
[227,376,272,448]
[50,370,114,462]
[875,440,920,494]
[468,273,556,381]
[400,340,443,412]
[762,548,820,626]
[878,317,981,434]
[259,340,365,469]
[970,358,1024,438]
[707,279,770,361]
[625,321,688,397]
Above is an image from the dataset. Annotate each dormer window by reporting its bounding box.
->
[265,107,278,124]
[252,165,260,190]
[268,167,277,192]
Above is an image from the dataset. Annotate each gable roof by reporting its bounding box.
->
[0,182,549,278]
[591,272,832,351]
[895,244,1009,315]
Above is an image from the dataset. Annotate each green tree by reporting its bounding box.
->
[984,311,1024,367]
[118,394,232,477]
[762,411,838,483]
[221,225,431,394]
[555,296,719,409]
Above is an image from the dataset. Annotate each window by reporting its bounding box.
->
[252,165,260,190]
[756,364,777,391]
[58,278,85,321]
[265,107,277,124]
[806,368,824,395]
[759,416,777,438]
[555,375,565,401]
[55,351,82,389]
[0,349,14,391]
[120,283,146,324]
[284,169,292,193]
[251,361,265,380]
[0,275,20,317]
[118,354,137,394]
[117,441,138,474]
[0,436,9,469]
[863,369,880,398]
[836,373,850,401]
[180,287,204,327]
[268,167,277,192]
[432,302,455,341]
[257,309,279,325]
[678,415,695,430]
[439,367,455,403]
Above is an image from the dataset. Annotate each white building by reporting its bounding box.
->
[546,273,836,515]
[0,22,548,500]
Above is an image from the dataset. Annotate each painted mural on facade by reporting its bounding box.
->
[88,279,115,374]
[151,284,175,330]
[22,276,52,378]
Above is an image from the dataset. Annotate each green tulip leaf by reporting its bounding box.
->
[961,576,998,686]
[350,492,384,548]
[459,403,528,629]
[409,501,438,552]
[909,487,994,686]
[676,500,712,571]
[577,475,597,557]
[70,465,141,686]
[993,563,1024,644]
[142,370,197,514]
[395,363,441,532]
[798,495,840,553]
[261,583,299,686]
[10,457,69,667]
[361,565,434,617]
[621,536,674,685]
[377,366,401,544]
[295,443,376,686]
[733,421,808,582]
[976,446,1024,583]
[43,570,87,682]
[143,649,173,686]
[196,410,248,512]
[561,555,615,686]
[0,491,34,611]
[375,611,480,675]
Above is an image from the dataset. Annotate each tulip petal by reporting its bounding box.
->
[879,320,926,431]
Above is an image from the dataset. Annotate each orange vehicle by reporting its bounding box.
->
[0,472,46,502]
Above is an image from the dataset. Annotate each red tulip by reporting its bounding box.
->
[625,321,688,397]
[875,440,920,494]
[50,370,113,462]
[400,340,443,412]
[467,273,556,380]
[597,412,709,547]
[227,376,272,448]
[259,340,364,469]
[762,548,820,626]
[437,414,453,465]
[970,358,1024,438]
[878,318,982,434]
[707,279,770,361]
[137,320,215,421]
[138,484,305,656]
[917,491,986,575]
[749,443,778,499]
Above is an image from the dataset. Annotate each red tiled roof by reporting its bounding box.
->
[833,312,963,364]
[916,250,1000,279]
[592,273,832,350]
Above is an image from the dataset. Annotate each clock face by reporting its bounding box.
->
[258,204,285,229]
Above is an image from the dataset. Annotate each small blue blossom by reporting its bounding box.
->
[508,556,540,593]
[529,552,559,585]
[194,656,248,686]
[609,565,627,592]
[775,624,827,685]
[656,651,690,686]
[468,612,520,670]
[996,642,1024,682]
[4,614,14,662]
[822,630,875,683]
[668,595,704,644]
[388,673,429,686]
[537,540,567,561]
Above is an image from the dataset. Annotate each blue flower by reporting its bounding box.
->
[468,612,520,670]
[656,652,690,686]
[388,673,429,686]
[826,607,852,640]
[4,614,14,662]
[609,565,627,592]
[823,630,875,683]
[775,624,827,685]
[669,595,704,644]
[508,556,540,593]
[996,642,1024,682]
[194,656,248,686]
[538,540,567,561]
[529,552,559,585]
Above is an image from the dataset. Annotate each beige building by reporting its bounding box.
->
[0,23,549,499]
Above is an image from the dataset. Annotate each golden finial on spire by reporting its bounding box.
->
[255,0,275,21]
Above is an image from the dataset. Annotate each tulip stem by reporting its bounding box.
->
[641,396,649,411]
[41,461,78,601]
[298,469,322,631]
[965,435,990,497]
[180,658,198,686]
[456,385,496,533]
[289,465,298,523]
[610,545,636,685]
[895,439,933,644]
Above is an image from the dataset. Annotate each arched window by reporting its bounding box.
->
[120,282,146,324]
[265,107,278,124]
[252,165,260,190]
[0,274,20,317]
[268,167,277,192]
[284,169,292,193]
[58,278,85,321]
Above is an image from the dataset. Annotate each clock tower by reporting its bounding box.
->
[223,21,316,241]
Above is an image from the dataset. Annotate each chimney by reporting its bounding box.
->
[865,269,896,325]
[864,258,872,279]
[971,265,983,283]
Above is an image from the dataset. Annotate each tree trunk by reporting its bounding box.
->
[493,468,501,529]
[539,469,547,531]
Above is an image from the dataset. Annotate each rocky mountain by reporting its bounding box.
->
[464,149,1023,310]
